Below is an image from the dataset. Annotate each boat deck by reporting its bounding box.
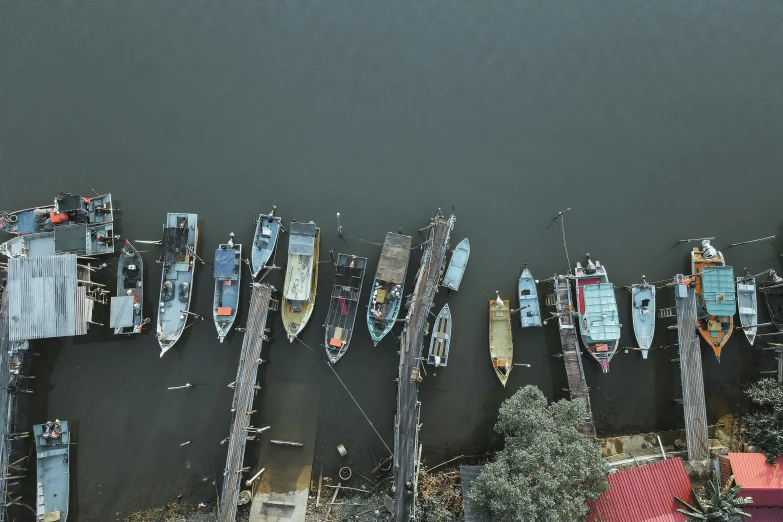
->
[393,212,454,522]
[218,283,275,522]
[489,301,512,372]
[672,276,709,461]
[553,275,595,438]
[34,421,70,520]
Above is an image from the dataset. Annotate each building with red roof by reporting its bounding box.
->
[725,453,783,508]
[585,458,693,522]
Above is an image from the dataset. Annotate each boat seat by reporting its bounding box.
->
[739,307,755,315]
[330,337,343,347]
[521,289,531,296]
[217,307,233,316]
[595,344,609,352]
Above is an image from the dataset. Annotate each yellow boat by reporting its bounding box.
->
[489,293,513,386]
[281,222,321,342]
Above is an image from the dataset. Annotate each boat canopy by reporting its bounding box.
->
[289,222,317,255]
[214,249,235,278]
[110,295,135,328]
[160,226,189,264]
[702,266,736,316]
[376,232,412,284]
[582,283,621,341]
[54,224,87,252]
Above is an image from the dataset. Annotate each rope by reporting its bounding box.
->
[342,235,384,246]
[296,338,393,455]
[561,214,572,275]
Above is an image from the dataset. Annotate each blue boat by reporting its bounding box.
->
[251,206,282,278]
[630,276,656,359]
[368,232,412,345]
[213,233,242,343]
[517,265,542,328]
[441,238,469,291]
[0,192,113,235]
[574,254,621,373]
[691,240,735,360]
[34,419,70,521]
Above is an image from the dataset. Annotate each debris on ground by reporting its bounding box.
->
[123,499,251,522]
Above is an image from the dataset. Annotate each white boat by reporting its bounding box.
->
[736,269,757,346]
[441,238,469,291]
[281,222,320,342]
[427,304,452,367]
[630,276,656,359]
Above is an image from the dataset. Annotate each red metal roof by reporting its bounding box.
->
[743,507,783,522]
[728,453,783,507]
[585,458,692,522]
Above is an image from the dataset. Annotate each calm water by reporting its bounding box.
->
[2,1,783,519]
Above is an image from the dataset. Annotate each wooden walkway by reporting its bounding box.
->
[218,283,276,522]
[671,277,710,461]
[392,211,455,522]
[552,275,596,438]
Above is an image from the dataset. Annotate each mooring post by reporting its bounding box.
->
[336,212,342,237]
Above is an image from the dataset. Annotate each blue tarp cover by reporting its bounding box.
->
[214,249,235,278]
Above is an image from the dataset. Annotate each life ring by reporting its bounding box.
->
[339,467,352,480]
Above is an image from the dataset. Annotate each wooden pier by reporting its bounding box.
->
[551,275,596,438]
[668,276,710,461]
[218,283,276,522]
[392,211,455,522]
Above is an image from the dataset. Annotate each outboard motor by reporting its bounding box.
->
[178,282,190,303]
[162,280,175,302]
[585,254,597,275]
[771,271,783,285]
[702,240,718,259]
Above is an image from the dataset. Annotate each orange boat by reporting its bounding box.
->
[691,240,736,360]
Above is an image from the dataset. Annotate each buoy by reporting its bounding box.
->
[339,467,352,480]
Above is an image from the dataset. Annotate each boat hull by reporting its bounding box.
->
[736,276,757,346]
[442,238,469,291]
[517,267,542,328]
[113,240,144,335]
[427,304,451,367]
[367,232,413,345]
[157,213,199,356]
[489,298,513,386]
[0,222,116,258]
[251,211,281,277]
[631,283,656,359]
[0,193,113,235]
[691,248,735,360]
[34,420,70,521]
[282,227,321,342]
[574,260,621,373]
[324,254,367,363]
[213,242,242,343]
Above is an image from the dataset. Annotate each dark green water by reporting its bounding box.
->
[1,0,783,519]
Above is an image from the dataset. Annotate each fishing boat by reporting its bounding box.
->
[574,254,621,373]
[33,419,70,521]
[281,221,320,342]
[517,265,542,328]
[736,269,758,346]
[0,192,113,235]
[251,207,282,277]
[630,276,656,359]
[368,232,413,345]
[691,240,736,359]
[760,270,783,332]
[156,213,199,356]
[427,304,451,367]
[442,238,469,291]
[110,240,144,335]
[0,222,116,258]
[324,253,367,363]
[489,293,513,386]
[213,233,242,343]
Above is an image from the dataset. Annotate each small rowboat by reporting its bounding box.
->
[442,238,469,291]
[489,293,513,386]
[736,269,757,346]
[427,304,451,367]
[517,265,542,328]
[324,253,367,363]
[251,206,282,278]
[630,276,656,359]
[213,233,242,343]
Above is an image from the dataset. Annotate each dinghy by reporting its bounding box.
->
[251,207,281,277]
[324,253,367,363]
[441,238,469,291]
[736,269,758,346]
[213,233,242,343]
[630,276,656,359]
[517,265,542,328]
[111,240,144,335]
[489,293,513,386]
[281,221,320,342]
[427,304,451,367]
[367,232,412,344]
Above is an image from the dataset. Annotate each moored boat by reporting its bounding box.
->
[489,293,513,386]
[324,253,367,363]
[691,240,736,360]
[157,213,199,356]
[0,222,116,258]
[213,233,242,343]
[630,276,656,359]
[442,238,470,291]
[574,254,621,373]
[281,221,320,342]
[0,192,113,235]
[251,207,282,278]
[110,240,144,335]
[34,419,70,521]
[427,304,451,368]
[736,268,758,346]
[517,265,542,328]
[368,232,413,345]
[760,270,783,332]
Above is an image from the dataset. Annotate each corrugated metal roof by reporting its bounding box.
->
[459,465,483,522]
[376,233,412,284]
[288,222,317,255]
[582,283,621,341]
[6,255,87,341]
[701,266,736,316]
[728,453,783,507]
[743,507,783,521]
[585,458,692,522]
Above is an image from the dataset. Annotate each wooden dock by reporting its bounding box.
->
[551,275,596,438]
[671,276,710,461]
[218,283,276,522]
[392,211,455,522]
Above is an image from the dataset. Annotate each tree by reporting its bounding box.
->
[675,475,753,521]
[467,385,609,522]
[744,378,783,464]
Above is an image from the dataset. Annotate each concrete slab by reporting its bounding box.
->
[250,382,320,522]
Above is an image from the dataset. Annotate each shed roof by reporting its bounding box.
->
[376,232,412,284]
[701,265,736,316]
[728,453,783,507]
[288,222,317,255]
[585,458,692,522]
